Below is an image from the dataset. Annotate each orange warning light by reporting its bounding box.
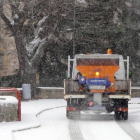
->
[107,49,112,54]
[95,72,100,76]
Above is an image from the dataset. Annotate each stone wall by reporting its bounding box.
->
[0,91,17,98]
[35,87,140,99]
[131,89,140,98]
[35,87,64,99]
[0,96,18,122]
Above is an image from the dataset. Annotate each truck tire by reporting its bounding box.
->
[122,100,128,120]
[114,111,121,120]
[123,112,128,120]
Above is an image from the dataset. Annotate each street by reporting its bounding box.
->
[13,100,140,140]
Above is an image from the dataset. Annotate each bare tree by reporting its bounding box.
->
[0,0,56,98]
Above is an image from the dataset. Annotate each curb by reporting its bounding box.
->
[12,106,66,137]
[129,103,140,104]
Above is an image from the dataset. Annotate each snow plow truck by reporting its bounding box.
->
[64,49,131,120]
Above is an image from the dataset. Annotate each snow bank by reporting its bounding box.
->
[37,16,48,26]
[0,96,18,105]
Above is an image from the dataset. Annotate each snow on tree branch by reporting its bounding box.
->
[76,0,88,8]
[26,15,59,68]
[34,16,48,38]
[37,16,48,27]
[30,38,47,67]
[26,38,42,59]
[26,16,49,66]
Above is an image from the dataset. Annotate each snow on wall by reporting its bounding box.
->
[0,96,18,105]
[76,0,88,8]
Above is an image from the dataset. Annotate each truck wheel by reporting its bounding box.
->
[66,110,72,119]
[114,111,121,120]
[123,112,128,120]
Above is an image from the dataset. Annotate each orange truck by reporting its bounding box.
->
[64,50,131,120]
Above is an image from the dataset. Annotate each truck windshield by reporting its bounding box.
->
[77,58,119,66]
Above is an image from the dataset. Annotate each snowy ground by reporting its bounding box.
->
[0,98,140,140]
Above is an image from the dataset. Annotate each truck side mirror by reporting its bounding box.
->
[129,71,132,78]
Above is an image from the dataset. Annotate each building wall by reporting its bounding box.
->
[0,3,19,77]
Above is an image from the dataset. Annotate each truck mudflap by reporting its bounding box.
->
[108,95,131,99]
[64,95,86,100]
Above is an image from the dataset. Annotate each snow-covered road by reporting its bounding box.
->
[1,99,140,140]
[13,99,140,140]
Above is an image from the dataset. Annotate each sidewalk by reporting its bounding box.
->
[0,99,66,140]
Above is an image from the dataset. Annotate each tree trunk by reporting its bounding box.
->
[14,31,37,99]
[14,30,26,78]
[23,57,37,99]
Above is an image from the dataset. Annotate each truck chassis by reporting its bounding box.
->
[64,79,131,120]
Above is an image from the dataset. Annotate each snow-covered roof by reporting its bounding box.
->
[76,54,121,59]
[0,96,18,105]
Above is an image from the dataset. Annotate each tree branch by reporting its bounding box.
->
[30,38,47,67]
[35,16,48,38]
[8,0,18,13]
[26,15,58,67]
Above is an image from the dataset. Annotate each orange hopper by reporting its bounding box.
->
[76,59,120,92]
